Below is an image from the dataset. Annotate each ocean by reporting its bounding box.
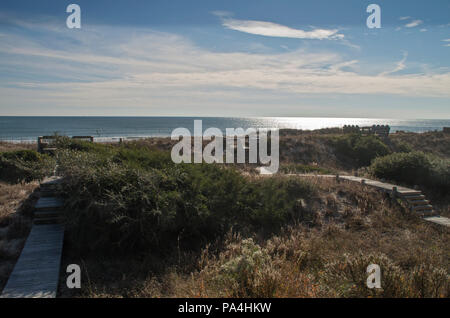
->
[0,117,449,142]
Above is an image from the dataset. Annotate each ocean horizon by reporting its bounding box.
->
[1,116,449,142]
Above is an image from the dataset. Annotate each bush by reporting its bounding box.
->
[331,134,390,167]
[324,253,411,297]
[370,151,450,193]
[112,147,173,170]
[214,238,280,297]
[57,146,316,255]
[249,177,316,231]
[53,136,115,156]
[0,150,55,183]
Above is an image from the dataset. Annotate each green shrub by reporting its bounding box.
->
[112,147,172,170]
[57,146,316,255]
[1,150,41,162]
[53,136,113,156]
[0,150,55,183]
[370,151,450,193]
[331,134,390,167]
[391,140,412,153]
[249,177,316,230]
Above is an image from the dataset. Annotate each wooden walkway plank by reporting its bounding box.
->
[0,224,64,298]
[423,216,450,227]
[35,197,64,210]
[339,176,420,194]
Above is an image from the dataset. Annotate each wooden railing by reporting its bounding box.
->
[343,125,390,137]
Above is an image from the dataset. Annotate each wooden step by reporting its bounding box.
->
[399,191,422,197]
[403,194,425,200]
[34,210,62,219]
[39,190,57,198]
[35,197,64,211]
[34,217,64,225]
[416,210,437,217]
[412,204,433,211]
[408,199,429,205]
[39,184,60,192]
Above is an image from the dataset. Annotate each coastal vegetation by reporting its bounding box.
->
[0,150,55,184]
[330,133,391,167]
[370,151,450,195]
[0,130,448,298]
[58,176,449,298]
[56,142,315,255]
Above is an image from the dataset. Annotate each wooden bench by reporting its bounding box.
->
[37,135,94,153]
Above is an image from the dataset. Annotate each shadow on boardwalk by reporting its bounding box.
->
[0,178,65,298]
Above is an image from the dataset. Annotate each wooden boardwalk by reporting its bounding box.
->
[338,175,421,195]
[257,167,450,228]
[423,216,450,227]
[0,224,64,298]
[0,177,65,298]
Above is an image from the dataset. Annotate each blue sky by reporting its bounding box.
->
[0,0,449,118]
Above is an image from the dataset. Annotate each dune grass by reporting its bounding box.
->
[59,177,449,298]
[0,132,448,298]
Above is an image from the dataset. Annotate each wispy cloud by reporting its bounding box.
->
[1,18,450,116]
[220,17,344,40]
[443,39,450,47]
[379,52,408,76]
[397,16,424,30]
[405,19,423,28]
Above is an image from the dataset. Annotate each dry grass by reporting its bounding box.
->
[58,177,449,298]
[0,142,36,153]
[390,131,450,158]
[0,181,39,292]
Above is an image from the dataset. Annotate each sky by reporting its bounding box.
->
[0,0,449,118]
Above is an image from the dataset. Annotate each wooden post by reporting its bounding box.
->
[37,136,42,153]
[392,186,398,200]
